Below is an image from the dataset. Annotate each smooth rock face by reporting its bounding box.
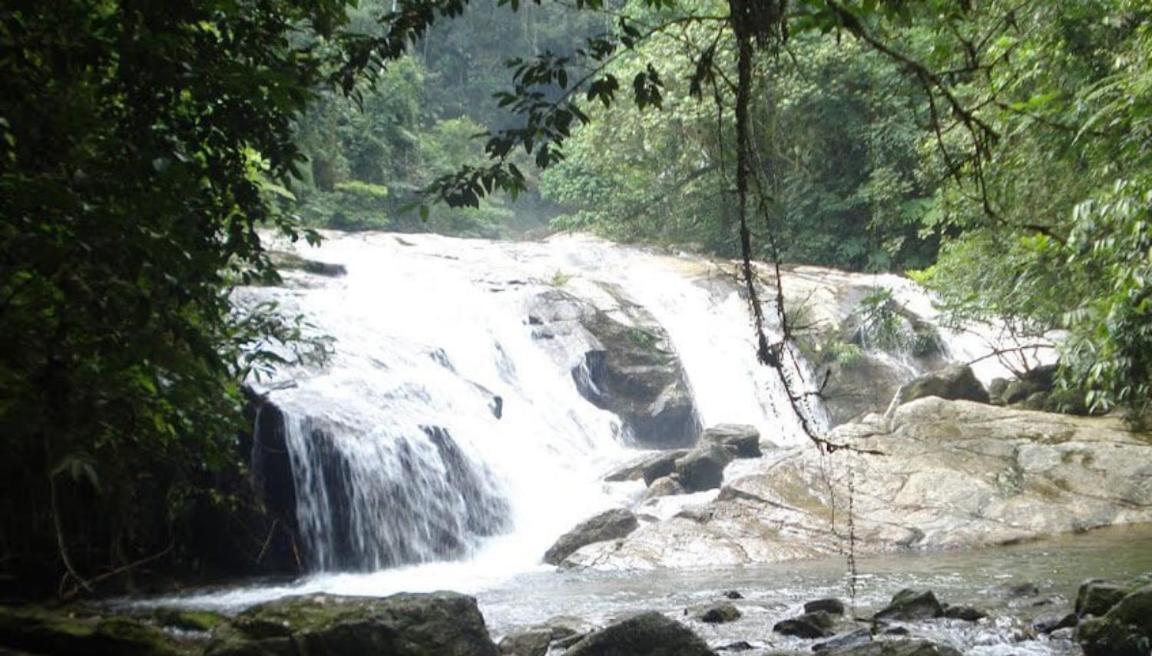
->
[544,509,639,566]
[674,445,734,492]
[701,424,762,458]
[564,611,715,656]
[564,398,1152,570]
[888,364,989,412]
[207,592,497,656]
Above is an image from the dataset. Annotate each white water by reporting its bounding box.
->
[225,230,1049,601]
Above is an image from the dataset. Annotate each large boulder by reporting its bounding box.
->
[572,302,699,449]
[674,445,733,492]
[563,398,1152,571]
[544,509,639,566]
[498,628,552,656]
[701,425,761,459]
[207,592,497,656]
[564,611,714,656]
[1078,583,1152,656]
[888,365,989,412]
[772,611,835,639]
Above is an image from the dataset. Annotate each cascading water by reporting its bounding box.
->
[240,231,829,579]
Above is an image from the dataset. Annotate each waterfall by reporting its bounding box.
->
[246,231,1019,578]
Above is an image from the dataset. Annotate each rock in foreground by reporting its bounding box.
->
[564,611,714,656]
[208,592,497,656]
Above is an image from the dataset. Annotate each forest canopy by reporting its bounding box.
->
[1,0,1150,596]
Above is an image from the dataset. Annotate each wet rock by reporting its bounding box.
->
[813,628,872,652]
[564,611,714,656]
[0,607,182,656]
[888,365,989,411]
[574,306,700,449]
[604,451,686,483]
[701,424,761,459]
[1077,583,1152,656]
[723,590,744,600]
[674,445,733,492]
[804,598,846,616]
[1000,581,1040,599]
[717,641,754,652]
[772,611,835,639]
[544,509,639,566]
[881,626,910,636]
[1076,579,1129,617]
[499,628,552,656]
[873,590,943,621]
[822,639,962,656]
[207,592,497,656]
[697,603,742,624]
[642,475,685,500]
[269,251,347,277]
[941,605,986,622]
[642,451,689,486]
[1033,613,1077,634]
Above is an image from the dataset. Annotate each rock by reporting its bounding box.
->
[701,424,762,459]
[1033,613,1077,634]
[269,251,347,277]
[573,306,700,449]
[674,445,733,492]
[544,509,639,566]
[821,640,962,656]
[804,598,846,616]
[881,627,910,636]
[605,451,686,483]
[1076,580,1129,617]
[499,628,552,656]
[642,451,689,486]
[207,592,497,656]
[642,475,685,500]
[697,603,741,624]
[723,590,744,600]
[1000,582,1040,599]
[0,608,182,656]
[988,378,1009,404]
[564,611,714,656]
[772,611,835,639]
[888,365,989,411]
[566,398,1152,571]
[874,590,943,621]
[813,628,872,652]
[153,607,226,632]
[1077,583,1152,656]
[1002,380,1044,405]
[717,641,754,652]
[941,605,986,621]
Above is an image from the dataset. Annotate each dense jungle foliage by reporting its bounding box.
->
[1,0,1150,596]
